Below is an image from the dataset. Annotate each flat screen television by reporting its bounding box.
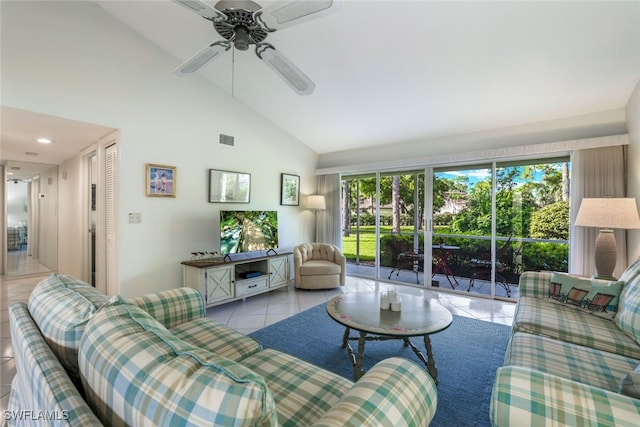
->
[220,210,278,255]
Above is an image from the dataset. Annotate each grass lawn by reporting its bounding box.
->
[342,226,417,262]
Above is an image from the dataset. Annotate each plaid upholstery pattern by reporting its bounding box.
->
[27,274,110,385]
[494,261,640,426]
[313,357,437,427]
[11,278,441,426]
[79,298,277,426]
[518,271,554,298]
[7,303,102,426]
[619,257,640,284]
[505,332,639,392]
[491,366,640,427]
[170,317,262,362]
[513,296,640,359]
[242,349,353,426]
[616,258,640,346]
[128,287,204,329]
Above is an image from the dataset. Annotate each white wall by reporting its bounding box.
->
[58,155,84,278]
[318,109,628,170]
[1,1,318,297]
[38,167,59,271]
[626,79,640,263]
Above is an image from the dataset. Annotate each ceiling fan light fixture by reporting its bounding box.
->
[233,26,251,51]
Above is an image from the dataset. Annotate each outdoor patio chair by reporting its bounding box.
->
[387,234,423,284]
[467,237,515,297]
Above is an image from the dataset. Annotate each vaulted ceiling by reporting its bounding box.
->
[2,0,639,173]
[97,0,640,154]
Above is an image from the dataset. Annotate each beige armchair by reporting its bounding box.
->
[294,243,346,289]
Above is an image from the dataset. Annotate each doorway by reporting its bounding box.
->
[1,106,117,284]
[81,134,118,294]
[4,160,57,277]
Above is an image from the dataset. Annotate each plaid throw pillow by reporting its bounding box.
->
[619,365,640,399]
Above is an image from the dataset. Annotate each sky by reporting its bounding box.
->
[436,165,558,189]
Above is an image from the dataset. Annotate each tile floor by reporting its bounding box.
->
[0,269,516,412]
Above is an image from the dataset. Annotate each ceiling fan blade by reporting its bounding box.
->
[173,0,226,21]
[256,1,339,31]
[256,43,315,95]
[174,41,231,75]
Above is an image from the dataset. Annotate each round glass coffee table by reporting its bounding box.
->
[326,292,453,383]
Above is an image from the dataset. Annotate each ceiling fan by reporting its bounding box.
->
[173,0,338,95]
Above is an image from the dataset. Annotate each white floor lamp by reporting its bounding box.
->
[574,198,640,280]
[306,195,326,242]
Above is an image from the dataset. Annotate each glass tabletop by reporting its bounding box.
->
[326,292,453,336]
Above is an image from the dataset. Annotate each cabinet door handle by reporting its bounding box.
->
[248,284,257,289]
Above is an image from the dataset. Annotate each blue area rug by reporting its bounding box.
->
[250,303,510,427]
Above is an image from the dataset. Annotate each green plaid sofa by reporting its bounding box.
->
[491,258,640,426]
[7,274,437,426]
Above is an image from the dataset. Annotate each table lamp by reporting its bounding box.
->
[574,198,640,280]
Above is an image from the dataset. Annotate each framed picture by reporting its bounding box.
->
[280,173,300,206]
[146,164,176,197]
[209,169,251,203]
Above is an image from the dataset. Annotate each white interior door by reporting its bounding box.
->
[105,142,118,296]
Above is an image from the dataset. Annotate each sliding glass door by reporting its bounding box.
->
[342,171,426,285]
[431,165,493,294]
[341,157,569,300]
[493,159,570,295]
[342,174,378,280]
[379,171,426,285]
[431,159,570,299]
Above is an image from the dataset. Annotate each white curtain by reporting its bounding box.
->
[316,174,341,246]
[27,176,40,259]
[569,145,627,277]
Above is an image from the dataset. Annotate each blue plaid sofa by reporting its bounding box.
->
[491,258,640,426]
[6,274,437,426]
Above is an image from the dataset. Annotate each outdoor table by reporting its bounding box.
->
[388,250,424,284]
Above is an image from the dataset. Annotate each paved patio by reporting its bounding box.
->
[346,262,519,300]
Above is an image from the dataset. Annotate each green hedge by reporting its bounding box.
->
[345,230,568,283]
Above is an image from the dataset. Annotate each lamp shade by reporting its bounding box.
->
[575,198,640,229]
[575,197,640,280]
[307,195,326,210]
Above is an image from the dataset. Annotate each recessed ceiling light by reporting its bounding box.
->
[37,138,52,144]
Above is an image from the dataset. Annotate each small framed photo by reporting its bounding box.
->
[209,169,251,203]
[280,173,300,206]
[146,164,176,197]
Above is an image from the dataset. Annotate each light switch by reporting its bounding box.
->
[129,213,141,224]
